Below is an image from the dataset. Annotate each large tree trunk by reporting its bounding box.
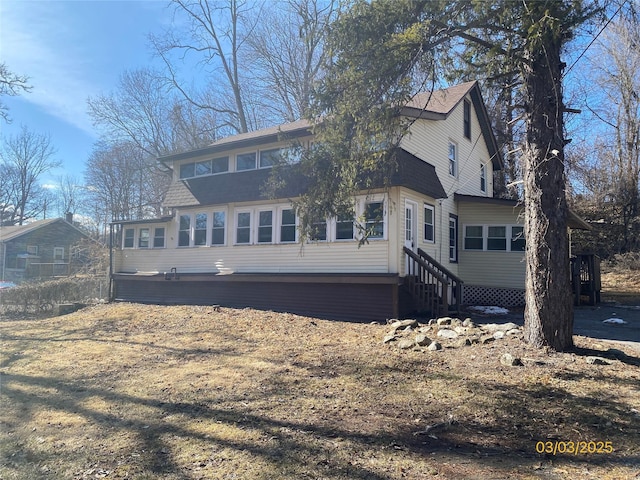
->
[522,11,574,351]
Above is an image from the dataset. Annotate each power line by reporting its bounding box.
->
[563,0,628,77]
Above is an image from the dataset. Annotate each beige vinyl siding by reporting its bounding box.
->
[400,94,494,199]
[115,239,390,274]
[457,201,526,289]
[457,251,525,289]
[395,188,461,276]
[115,194,393,275]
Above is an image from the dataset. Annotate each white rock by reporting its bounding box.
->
[436,329,459,339]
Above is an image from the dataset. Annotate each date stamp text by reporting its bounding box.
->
[536,441,614,455]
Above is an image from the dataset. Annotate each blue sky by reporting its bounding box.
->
[0,0,172,187]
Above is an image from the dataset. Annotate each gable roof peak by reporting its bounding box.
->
[405,81,478,116]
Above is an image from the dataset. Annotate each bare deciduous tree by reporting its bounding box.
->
[85,141,167,227]
[150,0,259,135]
[574,13,640,254]
[88,68,217,157]
[0,63,31,123]
[0,126,60,225]
[246,0,336,121]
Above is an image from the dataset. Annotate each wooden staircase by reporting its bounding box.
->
[403,247,463,317]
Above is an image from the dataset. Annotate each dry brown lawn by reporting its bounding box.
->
[1,273,639,479]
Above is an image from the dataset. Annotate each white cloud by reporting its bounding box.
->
[0,1,103,136]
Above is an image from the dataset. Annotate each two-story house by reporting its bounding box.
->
[110,81,589,321]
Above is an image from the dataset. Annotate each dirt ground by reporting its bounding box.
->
[1,297,639,479]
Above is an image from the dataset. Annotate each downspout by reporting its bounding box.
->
[2,242,6,282]
[437,199,444,264]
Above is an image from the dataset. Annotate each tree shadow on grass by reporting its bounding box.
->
[2,357,639,480]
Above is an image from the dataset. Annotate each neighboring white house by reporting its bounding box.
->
[110,81,589,321]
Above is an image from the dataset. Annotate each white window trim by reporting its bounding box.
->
[463,224,525,252]
[278,207,298,243]
[363,199,387,241]
[138,228,150,249]
[123,228,135,249]
[211,209,227,247]
[480,163,487,193]
[423,203,435,243]
[153,226,167,249]
[193,212,209,247]
[235,151,257,172]
[234,209,254,245]
[448,141,458,177]
[53,246,65,260]
[257,208,275,244]
[178,213,192,248]
[449,215,458,262]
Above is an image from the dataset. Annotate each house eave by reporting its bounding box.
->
[454,193,591,230]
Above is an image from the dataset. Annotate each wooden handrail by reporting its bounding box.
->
[403,247,448,284]
[403,246,462,316]
[417,248,463,286]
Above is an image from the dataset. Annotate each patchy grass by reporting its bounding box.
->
[1,303,639,480]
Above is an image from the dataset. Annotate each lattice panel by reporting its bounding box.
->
[462,285,525,307]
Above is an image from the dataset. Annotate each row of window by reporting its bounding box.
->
[179,147,299,179]
[463,225,525,252]
[122,201,386,249]
[24,245,66,260]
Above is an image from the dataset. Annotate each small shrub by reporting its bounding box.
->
[0,276,108,314]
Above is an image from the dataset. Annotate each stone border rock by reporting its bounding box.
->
[383,316,525,365]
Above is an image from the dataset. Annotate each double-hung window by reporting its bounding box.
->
[487,226,507,251]
[258,211,273,243]
[124,228,135,248]
[138,228,150,248]
[211,211,226,245]
[179,215,191,247]
[309,219,327,241]
[464,225,483,250]
[424,204,435,242]
[364,201,384,239]
[336,212,354,240]
[53,247,65,261]
[480,163,487,193]
[280,209,296,242]
[448,142,457,177]
[194,213,208,246]
[153,227,165,248]
[236,212,251,244]
[511,226,525,251]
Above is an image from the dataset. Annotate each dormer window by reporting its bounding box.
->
[179,156,228,179]
[259,148,282,168]
[237,152,257,171]
[463,99,471,139]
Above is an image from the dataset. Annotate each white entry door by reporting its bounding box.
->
[405,200,418,250]
[404,200,418,273]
